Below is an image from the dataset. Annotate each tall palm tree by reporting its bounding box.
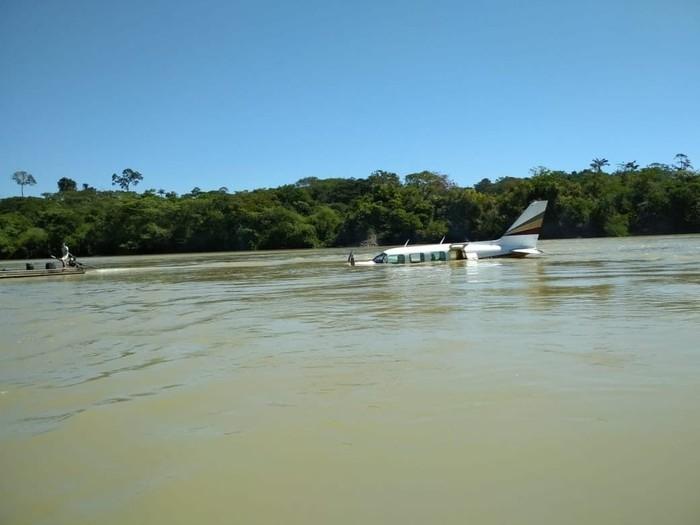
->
[590,158,609,173]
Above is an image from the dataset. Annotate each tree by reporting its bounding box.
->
[674,153,693,171]
[404,171,454,192]
[474,178,494,193]
[111,168,143,191]
[590,158,609,173]
[12,171,37,197]
[368,170,401,187]
[57,177,77,192]
[619,161,639,172]
[529,166,551,177]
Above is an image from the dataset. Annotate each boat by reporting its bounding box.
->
[0,262,85,279]
[1,246,86,280]
[348,200,548,266]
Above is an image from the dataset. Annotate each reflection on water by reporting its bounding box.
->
[1,236,700,524]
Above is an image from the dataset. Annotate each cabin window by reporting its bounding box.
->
[409,253,425,263]
[372,253,388,264]
[430,251,447,261]
[387,254,405,264]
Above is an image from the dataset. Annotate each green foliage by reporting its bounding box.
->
[1,163,699,259]
[57,177,77,192]
[111,168,143,191]
[604,213,630,237]
[16,227,49,257]
[309,206,342,246]
[0,212,33,258]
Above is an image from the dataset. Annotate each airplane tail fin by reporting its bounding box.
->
[499,200,548,250]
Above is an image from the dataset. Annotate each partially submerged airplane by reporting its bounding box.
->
[348,200,548,266]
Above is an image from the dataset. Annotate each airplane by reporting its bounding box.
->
[348,200,548,266]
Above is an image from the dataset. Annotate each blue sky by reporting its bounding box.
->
[1,0,698,197]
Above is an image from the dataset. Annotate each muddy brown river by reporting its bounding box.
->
[1,235,699,524]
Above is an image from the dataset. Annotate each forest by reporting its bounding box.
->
[1,157,699,259]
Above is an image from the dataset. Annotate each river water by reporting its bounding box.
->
[1,235,699,524]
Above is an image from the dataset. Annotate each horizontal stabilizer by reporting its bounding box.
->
[511,248,542,255]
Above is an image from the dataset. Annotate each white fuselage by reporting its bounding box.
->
[352,240,527,266]
[349,200,548,266]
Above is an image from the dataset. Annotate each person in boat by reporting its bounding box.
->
[60,242,80,268]
[60,243,70,266]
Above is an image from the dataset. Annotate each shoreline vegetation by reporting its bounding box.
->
[2,159,699,259]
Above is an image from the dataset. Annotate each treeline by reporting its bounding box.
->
[1,162,699,259]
